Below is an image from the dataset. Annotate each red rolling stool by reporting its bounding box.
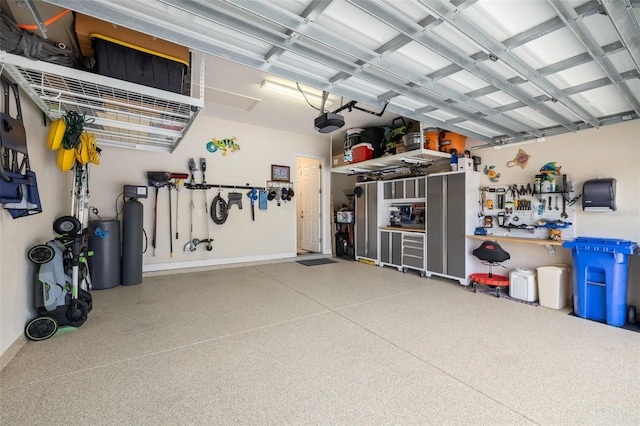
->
[469,241,511,297]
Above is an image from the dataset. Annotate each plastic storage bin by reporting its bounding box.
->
[92,35,188,94]
[438,131,467,153]
[336,211,354,224]
[536,264,571,309]
[562,237,638,327]
[509,268,538,302]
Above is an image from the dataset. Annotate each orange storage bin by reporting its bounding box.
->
[423,128,439,150]
[438,131,467,153]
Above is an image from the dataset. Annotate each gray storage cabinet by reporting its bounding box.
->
[382,176,425,200]
[426,171,479,285]
[355,181,378,262]
[379,229,402,270]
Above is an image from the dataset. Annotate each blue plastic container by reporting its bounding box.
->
[562,237,638,327]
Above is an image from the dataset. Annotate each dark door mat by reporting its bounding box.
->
[296,258,338,266]
[568,311,640,333]
[477,288,539,306]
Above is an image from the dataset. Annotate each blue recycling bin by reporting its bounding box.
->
[562,237,638,327]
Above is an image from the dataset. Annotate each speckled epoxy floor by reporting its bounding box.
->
[2,259,639,425]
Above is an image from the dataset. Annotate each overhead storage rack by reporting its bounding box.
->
[331,146,451,175]
[0,51,204,153]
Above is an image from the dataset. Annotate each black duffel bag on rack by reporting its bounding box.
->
[360,127,386,158]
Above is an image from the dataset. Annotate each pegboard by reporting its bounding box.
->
[478,177,576,241]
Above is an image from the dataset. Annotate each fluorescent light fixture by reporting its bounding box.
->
[491,138,544,150]
[260,80,332,107]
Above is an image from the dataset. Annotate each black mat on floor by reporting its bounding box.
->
[568,311,640,333]
[296,258,338,266]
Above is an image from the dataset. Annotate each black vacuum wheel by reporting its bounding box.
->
[53,216,81,235]
[66,300,89,326]
[25,317,58,341]
[28,244,54,264]
[628,305,637,325]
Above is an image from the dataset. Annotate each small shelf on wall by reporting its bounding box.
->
[466,234,564,255]
[266,180,294,190]
[0,51,205,153]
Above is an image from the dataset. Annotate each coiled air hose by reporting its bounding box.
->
[211,193,229,225]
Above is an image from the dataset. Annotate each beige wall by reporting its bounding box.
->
[86,114,332,271]
[469,120,640,306]
[1,89,68,356]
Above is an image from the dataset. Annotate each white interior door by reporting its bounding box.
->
[296,165,303,250]
[298,158,321,253]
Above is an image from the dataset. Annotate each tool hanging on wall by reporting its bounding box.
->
[247,188,258,221]
[174,176,183,240]
[184,159,198,252]
[258,190,268,210]
[228,190,243,210]
[168,173,188,247]
[147,172,171,257]
[167,178,173,257]
[199,158,213,251]
[211,188,229,225]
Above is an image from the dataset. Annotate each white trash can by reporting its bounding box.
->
[536,264,571,309]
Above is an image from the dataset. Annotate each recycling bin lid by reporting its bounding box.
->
[562,237,638,254]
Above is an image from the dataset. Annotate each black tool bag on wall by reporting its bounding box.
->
[0,75,42,218]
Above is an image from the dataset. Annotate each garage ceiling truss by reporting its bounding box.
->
[22,0,640,148]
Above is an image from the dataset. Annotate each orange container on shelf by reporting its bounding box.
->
[438,131,467,153]
[423,128,439,150]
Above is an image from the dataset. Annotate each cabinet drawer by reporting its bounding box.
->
[403,234,424,244]
[403,247,424,258]
[403,255,424,269]
[403,240,424,250]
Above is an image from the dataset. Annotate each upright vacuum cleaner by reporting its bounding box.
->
[24,216,93,341]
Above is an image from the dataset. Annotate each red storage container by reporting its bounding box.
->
[351,143,374,163]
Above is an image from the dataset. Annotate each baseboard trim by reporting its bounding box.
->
[142,252,298,276]
[1,334,27,372]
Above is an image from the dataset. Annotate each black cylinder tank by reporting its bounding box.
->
[122,199,143,285]
[88,220,121,289]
